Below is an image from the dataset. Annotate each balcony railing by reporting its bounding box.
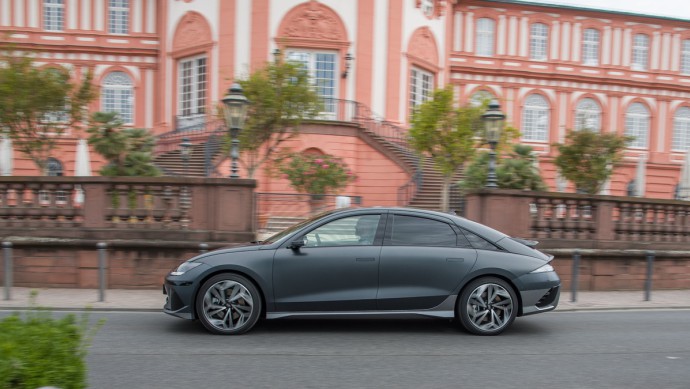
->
[465,189,690,250]
[0,177,255,242]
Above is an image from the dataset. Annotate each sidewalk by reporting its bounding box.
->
[0,287,689,312]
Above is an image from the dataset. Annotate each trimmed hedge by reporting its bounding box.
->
[0,299,103,389]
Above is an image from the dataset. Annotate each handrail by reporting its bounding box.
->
[154,99,422,203]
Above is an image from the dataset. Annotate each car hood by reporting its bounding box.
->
[189,242,262,263]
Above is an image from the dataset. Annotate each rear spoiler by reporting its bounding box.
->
[511,237,539,248]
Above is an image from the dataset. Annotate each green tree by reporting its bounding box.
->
[553,129,632,195]
[408,87,484,211]
[460,144,547,191]
[0,52,96,174]
[233,61,322,178]
[277,153,355,195]
[87,112,160,177]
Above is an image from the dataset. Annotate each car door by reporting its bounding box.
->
[377,213,477,310]
[272,213,385,312]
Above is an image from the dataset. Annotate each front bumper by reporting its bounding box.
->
[163,278,197,320]
[516,270,561,316]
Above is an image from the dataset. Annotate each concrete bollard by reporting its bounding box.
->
[645,250,655,301]
[3,242,12,301]
[97,242,108,302]
[571,249,580,303]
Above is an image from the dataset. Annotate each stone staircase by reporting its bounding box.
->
[153,134,223,177]
[153,110,462,212]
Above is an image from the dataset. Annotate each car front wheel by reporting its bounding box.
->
[196,273,262,335]
[458,277,517,336]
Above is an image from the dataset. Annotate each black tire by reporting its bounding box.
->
[458,277,518,336]
[195,273,262,335]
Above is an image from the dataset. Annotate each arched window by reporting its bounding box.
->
[470,90,494,107]
[575,98,602,132]
[672,107,690,151]
[409,66,434,115]
[582,28,600,66]
[475,18,495,57]
[625,102,650,148]
[632,34,649,71]
[530,23,548,61]
[46,157,63,176]
[102,71,133,124]
[522,94,550,142]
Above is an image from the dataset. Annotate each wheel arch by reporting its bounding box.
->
[192,269,268,321]
[455,273,524,319]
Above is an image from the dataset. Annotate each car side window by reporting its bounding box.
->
[460,228,501,251]
[390,215,457,247]
[303,215,381,248]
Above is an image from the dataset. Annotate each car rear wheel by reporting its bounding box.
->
[458,277,517,336]
[196,273,262,335]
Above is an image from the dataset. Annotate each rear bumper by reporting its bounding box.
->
[517,270,561,316]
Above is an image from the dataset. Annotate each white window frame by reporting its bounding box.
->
[286,49,339,117]
[522,94,550,142]
[475,18,495,57]
[681,40,690,75]
[625,102,650,149]
[108,0,129,35]
[530,23,548,61]
[177,55,207,121]
[632,34,649,71]
[575,98,602,132]
[672,107,690,151]
[582,28,600,66]
[410,66,434,115]
[44,0,64,31]
[102,71,134,125]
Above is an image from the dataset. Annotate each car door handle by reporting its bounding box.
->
[446,258,465,263]
[356,257,376,262]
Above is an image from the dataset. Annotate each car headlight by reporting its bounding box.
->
[530,263,554,273]
[170,261,202,276]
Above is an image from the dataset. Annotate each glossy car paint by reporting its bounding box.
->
[164,207,560,333]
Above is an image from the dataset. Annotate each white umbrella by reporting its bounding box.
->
[634,154,646,197]
[74,138,92,205]
[0,135,13,176]
[679,150,690,200]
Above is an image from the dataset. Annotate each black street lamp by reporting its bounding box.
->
[482,100,506,189]
[221,82,249,179]
[180,137,191,176]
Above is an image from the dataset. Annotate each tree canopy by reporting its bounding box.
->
[0,51,96,174]
[460,144,547,191]
[553,129,632,195]
[87,112,160,177]
[234,61,322,178]
[408,87,485,211]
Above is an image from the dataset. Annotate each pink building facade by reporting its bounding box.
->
[2,0,690,204]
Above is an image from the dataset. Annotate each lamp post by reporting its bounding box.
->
[180,137,191,176]
[221,82,249,179]
[482,100,506,189]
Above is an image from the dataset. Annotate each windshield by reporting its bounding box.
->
[261,209,339,244]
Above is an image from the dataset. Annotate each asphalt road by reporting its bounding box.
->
[4,309,690,388]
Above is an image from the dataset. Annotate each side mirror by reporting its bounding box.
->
[288,239,305,250]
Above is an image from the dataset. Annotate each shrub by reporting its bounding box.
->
[277,153,356,195]
[0,295,104,389]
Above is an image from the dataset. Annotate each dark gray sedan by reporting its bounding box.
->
[164,207,560,336]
